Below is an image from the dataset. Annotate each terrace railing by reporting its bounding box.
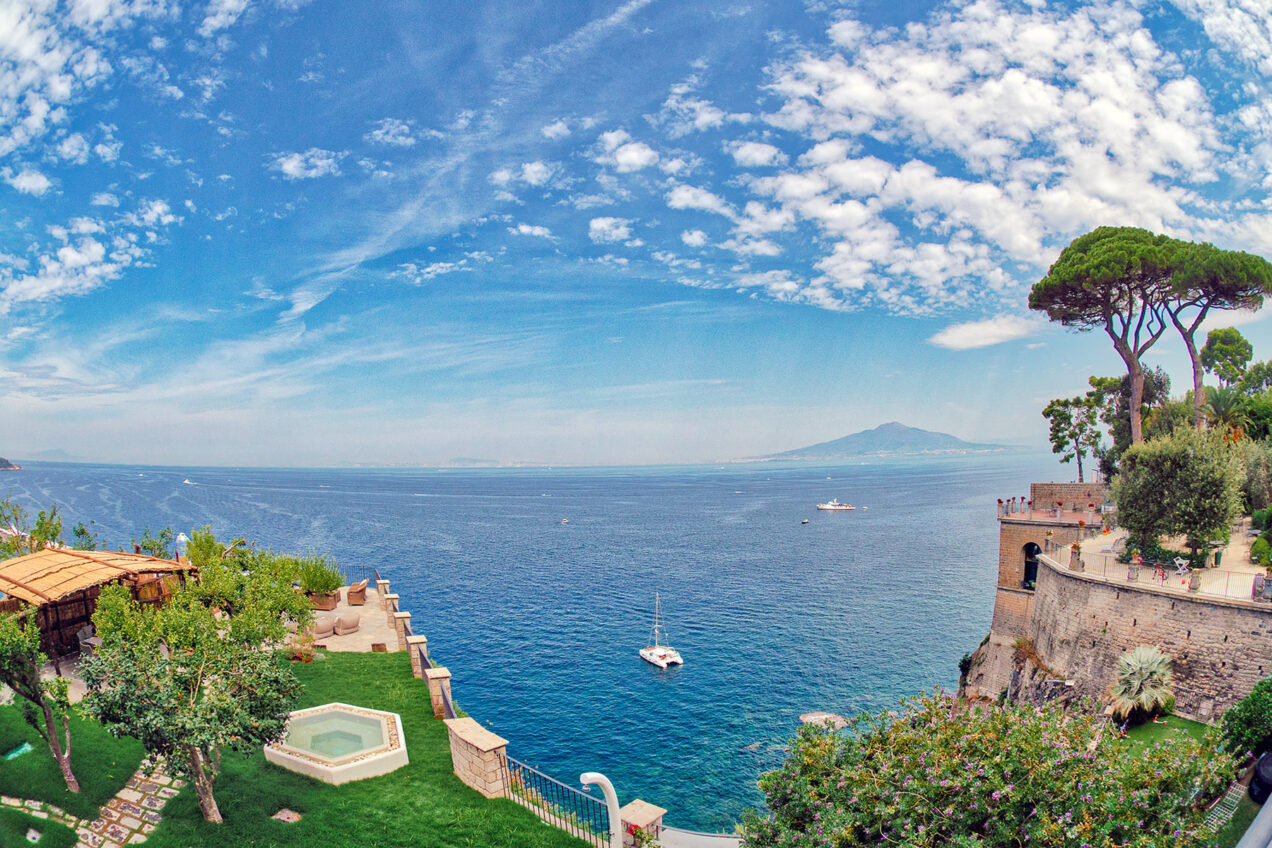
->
[502,755,612,848]
[1038,550,1262,602]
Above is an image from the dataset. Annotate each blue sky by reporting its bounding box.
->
[2,0,1272,466]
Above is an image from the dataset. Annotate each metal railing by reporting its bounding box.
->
[503,755,611,848]
[1038,550,1262,602]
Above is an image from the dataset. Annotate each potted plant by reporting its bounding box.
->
[298,555,344,610]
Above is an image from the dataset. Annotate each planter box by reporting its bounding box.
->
[309,592,339,611]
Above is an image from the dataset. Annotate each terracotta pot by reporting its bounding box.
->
[308,592,339,611]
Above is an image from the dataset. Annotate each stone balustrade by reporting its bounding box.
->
[425,667,452,719]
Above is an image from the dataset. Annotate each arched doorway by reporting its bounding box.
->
[1022,543,1041,590]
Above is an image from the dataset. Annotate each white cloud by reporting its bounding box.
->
[727,141,786,168]
[91,192,119,207]
[268,148,346,180]
[588,217,633,243]
[665,184,734,219]
[520,161,554,186]
[57,133,91,164]
[541,120,571,139]
[681,229,708,247]
[365,118,417,147]
[5,168,53,196]
[390,261,470,284]
[509,223,553,238]
[928,315,1040,350]
[595,130,659,172]
[658,76,751,137]
[199,0,250,36]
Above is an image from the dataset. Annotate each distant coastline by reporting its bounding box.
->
[0,457,21,471]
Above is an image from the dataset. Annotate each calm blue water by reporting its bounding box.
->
[1,453,1057,830]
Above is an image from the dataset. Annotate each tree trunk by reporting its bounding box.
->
[1109,331,1145,444]
[188,746,223,823]
[1073,436,1084,482]
[40,700,79,793]
[1169,309,1207,428]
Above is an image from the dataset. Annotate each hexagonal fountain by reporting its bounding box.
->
[264,703,408,785]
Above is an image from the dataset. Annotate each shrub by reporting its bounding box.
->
[1253,508,1271,532]
[741,691,1235,848]
[297,554,344,595]
[1110,645,1176,722]
[1222,677,1272,757]
[1253,536,1272,567]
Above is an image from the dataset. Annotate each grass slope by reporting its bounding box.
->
[147,652,590,848]
[0,706,143,820]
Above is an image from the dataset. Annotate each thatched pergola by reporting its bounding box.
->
[0,549,196,656]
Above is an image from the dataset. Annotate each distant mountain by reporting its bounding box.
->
[754,422,1005,461]
[27,448,82,462]
[0,457,20,470]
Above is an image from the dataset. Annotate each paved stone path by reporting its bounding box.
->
[0,758,185,848]
[76,759,185,848]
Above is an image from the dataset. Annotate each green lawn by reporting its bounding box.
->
[0,703,143,820]
[146,652,591,848]
[0,807,77,848]
[1121,714,1209,753]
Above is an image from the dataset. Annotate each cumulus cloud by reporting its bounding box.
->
[91,192,120,206]
[595,130,659,172]
[665,184,733,219]
[5,168,53,196]
[727,141,786,168]
[588,217,633,243]
[928,315,1040,350]
[0,198,179,315]
[57,133,91,164]
[509,222,553,238]
[365,118,417,147]
[681,229,708,247]
[541,119,571,139]
[268,148,346,180]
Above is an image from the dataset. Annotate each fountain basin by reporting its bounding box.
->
[264,702,407,784]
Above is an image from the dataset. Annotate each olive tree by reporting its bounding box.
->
[81,543,309,823]
[0,614,79,792]
[1113,427,1242,557]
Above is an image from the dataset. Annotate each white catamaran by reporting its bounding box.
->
[640,593,683,668]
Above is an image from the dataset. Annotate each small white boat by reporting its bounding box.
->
[816,498,855,511]
[182,479,194,485]
[640,593,683,668]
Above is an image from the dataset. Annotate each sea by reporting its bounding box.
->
[1,452,1058,831]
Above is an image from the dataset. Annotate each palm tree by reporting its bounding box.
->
[1206,386,1250,441]
[1109,645,1175,721]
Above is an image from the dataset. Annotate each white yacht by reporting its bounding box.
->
[640,593,683,668]
[816,498,855,511]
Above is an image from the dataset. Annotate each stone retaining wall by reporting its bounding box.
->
[1028,554,1272,720]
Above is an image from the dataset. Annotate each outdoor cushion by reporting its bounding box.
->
[312,615,336,639]
[334,612,360,636]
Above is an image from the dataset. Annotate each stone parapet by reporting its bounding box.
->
[383,594,399,625]
[375,580,390,608]
[425,667,453,719]
[406,634,429,677]
[620,799,666,848]
[393,611,411,650]
[444,717,509,799]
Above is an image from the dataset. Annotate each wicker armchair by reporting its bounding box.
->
[346,579,368,605]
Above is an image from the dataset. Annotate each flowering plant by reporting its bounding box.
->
[741,691,1234,848]
[626,824,659,847]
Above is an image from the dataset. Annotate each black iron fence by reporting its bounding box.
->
[502,755,611,848]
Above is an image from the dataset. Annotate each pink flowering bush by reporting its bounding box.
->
[742,691,1234,848]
